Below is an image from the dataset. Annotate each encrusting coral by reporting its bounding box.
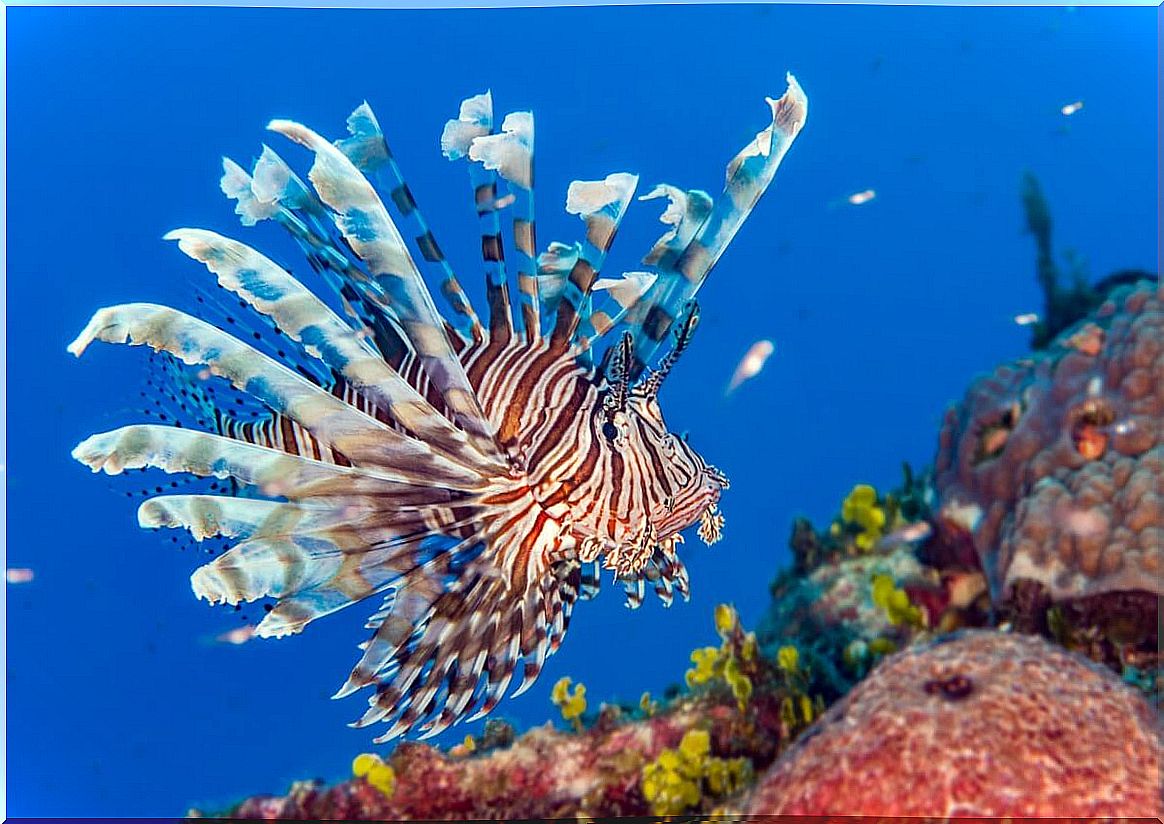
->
[744,629,1164,817]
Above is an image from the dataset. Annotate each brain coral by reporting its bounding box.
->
[745,629,1163,817]
[934,280,1162,603]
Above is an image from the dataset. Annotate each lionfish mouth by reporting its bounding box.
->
[706,464,730,491]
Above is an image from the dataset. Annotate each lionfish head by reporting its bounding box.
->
[591,318,729,561]
[627,390,728,545]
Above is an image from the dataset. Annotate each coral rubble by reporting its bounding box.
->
[744,629,1163,817]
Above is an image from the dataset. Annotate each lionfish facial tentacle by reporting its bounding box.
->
[639,300,700,398]
[697,506,726,546]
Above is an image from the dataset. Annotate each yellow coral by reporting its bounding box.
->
[639,691,659,717]
[740,633,757,662]
[684,605,758,714]
[449,733,477,757]
[641,729,754,816]
[704,755,754,797]
[551,676,587,728]
[685,646,724,689]
[841,483,887,551]
[722,656,753,712]
[352,752,396,797]
[776,644,800,675]
[714,603,738,639]
[871,573,925,627]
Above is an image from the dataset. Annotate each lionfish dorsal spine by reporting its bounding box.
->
[267,117,505,464]
[627,73,808,375]
[337,102,486,346]
[222,146,415,369]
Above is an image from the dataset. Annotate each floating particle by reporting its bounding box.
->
[727,340,775,395]
[216,625,257,645]
[6,568,34,585]
[1013,312,1040,326]
[1060,101,1084,116]
[1111,419,1137,436]
[847,189,876,206]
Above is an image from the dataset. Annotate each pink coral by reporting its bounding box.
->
[934,280,1163,603]
[745,629,1163,817]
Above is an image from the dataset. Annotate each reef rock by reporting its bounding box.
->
[216,694,783,820]
[744,629,1163,817]
[934,280,1162,604]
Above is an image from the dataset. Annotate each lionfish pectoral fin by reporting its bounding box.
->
[69,303,482,487]
[164,228,501,475]
[332,495,578,741]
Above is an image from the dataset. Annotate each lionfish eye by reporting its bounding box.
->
[601,420,619,442]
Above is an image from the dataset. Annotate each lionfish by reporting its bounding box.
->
[70,75,808,741]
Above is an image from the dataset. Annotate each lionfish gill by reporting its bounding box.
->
[70,76,808,741]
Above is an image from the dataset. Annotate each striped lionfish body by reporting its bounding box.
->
[70,77,808,741]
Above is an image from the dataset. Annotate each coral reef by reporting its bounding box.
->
[934,281,1161,636]
[217,700,771,820]
[210,607,805,820]
[745,629,1163,817]
[197,186,1160,821]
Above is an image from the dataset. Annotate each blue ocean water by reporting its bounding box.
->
[5,4,1157,816]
